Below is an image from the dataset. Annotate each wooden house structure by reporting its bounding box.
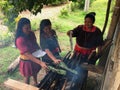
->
[99,0,120,90]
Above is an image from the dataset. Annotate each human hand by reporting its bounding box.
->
[53,59,62,64]
[40,61,48,70]
[67,30,73,36]
[88,50,96,60]
[91,50,96,53]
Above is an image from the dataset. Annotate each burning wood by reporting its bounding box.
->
[36,51,81,90]
[37,47,107,90]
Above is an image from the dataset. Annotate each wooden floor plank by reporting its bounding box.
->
[4,78,39,90]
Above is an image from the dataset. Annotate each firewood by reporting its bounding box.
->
[81,63,104,74]
[4,78,39,90]
[7,56,20,74]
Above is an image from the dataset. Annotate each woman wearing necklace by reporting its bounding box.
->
[67,12,104,90]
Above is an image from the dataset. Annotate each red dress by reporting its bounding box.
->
[16,31,41,77]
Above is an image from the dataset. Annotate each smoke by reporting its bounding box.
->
[64,53,88,90]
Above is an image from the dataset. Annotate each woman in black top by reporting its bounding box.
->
[67,12,104,90]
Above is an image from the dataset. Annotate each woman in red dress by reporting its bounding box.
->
[15,18,48,85]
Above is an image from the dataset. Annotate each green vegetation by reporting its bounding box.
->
[0,30,14,47]
[0,0,74,33]
[0,0,115,89]
[0,46,21,89]
[0,47,19,72]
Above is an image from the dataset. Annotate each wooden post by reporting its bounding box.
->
[101,3,120,89]
[98,0,120,72]
[106,0,120,39]
[98,0,120,68]
[84,0,90,11]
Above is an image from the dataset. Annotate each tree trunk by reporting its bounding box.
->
[98,0,120,68]
[84,0,90,11]
[99,0,120,89]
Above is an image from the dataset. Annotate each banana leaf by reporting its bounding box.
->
[58,62,78,75]
[48,65,66,75]
[48,62,78,75]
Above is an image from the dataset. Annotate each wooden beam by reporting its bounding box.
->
[81,64,104,74]
[101,2,120,89]
[107,0,120,39]
[4,78,39,90]
[7,56,20,74]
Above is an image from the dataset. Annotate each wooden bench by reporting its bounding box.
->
[4,78,39,90]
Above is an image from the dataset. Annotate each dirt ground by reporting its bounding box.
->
[19,4,67,20]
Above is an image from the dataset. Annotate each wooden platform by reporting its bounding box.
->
[4,78,39,90]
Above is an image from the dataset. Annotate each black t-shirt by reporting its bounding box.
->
[72,25,103,48]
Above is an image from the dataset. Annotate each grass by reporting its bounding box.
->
[0,47,19,72]
[0,46,21,90]
[0,0,114,89]
[52,10,86,33]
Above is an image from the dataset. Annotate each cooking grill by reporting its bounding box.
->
[36,51,84,90]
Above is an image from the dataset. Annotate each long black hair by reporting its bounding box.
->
[15,18,30,47]
[39,19,51,35]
